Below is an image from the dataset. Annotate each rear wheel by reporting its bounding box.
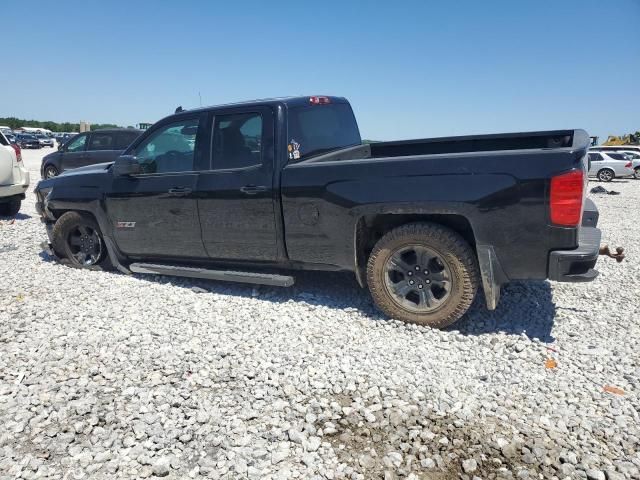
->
[43,165,59,179]
[597,169,614,182]
[52,212,109,268]
[367,222,479,329]
[0,199,21,217]
[634,167,640,180]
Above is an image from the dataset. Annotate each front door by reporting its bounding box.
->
[60,133,89,171]
[197,107,279,261]
[105,114,208,259]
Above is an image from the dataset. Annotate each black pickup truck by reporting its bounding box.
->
[35,96,601,328]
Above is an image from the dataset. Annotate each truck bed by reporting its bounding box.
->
[303,130,577,164]
[281,129,590,282]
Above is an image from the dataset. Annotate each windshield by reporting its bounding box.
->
[287,103,361,161]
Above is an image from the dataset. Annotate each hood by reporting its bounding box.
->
[59,162,113,177]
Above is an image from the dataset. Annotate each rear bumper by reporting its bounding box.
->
[548,226,601,282]
[0,170,30,199]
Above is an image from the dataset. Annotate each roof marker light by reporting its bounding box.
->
[309,96,330,105]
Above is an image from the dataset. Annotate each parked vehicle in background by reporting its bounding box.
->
[591,145,640,156]
[16,134,42,149]
[40,128,142,178]
[4,133,16,144]
[0,131,29,216]
[35,96,602,328]
[616,150,640,179]
[587,150,634,181]
[34,133,54,148]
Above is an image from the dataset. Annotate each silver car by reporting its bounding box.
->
[617,150,640,179]
[587,151,634,182]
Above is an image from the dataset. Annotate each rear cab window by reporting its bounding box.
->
[287,102,361,162]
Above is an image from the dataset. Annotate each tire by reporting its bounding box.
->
[367,222,479,329]
[43,164,59,179]
[0,199,21,217]
[597,169,614,182]
[634,168,640,180]
[52,211,110,268]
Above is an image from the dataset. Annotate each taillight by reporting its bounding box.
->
[309,96,330,105]
[625,162,632,168]
[10,144,22,163]
[550,169,584,226]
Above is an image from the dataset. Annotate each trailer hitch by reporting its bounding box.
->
[599,245,625,263]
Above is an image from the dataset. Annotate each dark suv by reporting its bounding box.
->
[41,128,142,179]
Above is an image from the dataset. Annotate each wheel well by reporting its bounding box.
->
[354,213,476,286]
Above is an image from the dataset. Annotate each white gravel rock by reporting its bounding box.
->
[0,149,638,478]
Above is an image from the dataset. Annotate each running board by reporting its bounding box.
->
[129,263,295,287]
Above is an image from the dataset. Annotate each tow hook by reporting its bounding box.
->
[599,245,625,263]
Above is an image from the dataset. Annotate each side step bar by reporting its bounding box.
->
[129,263,295,287]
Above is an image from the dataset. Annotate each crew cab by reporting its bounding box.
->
[35,96,601,328]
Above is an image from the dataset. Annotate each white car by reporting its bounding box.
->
[587,150,634,182]
[616,150,640,179]
[0,131,30,216]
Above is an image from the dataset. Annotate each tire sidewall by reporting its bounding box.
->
[367,224,478,328]
[52,212,106,267]
[598,169,614,182]
[44,165,58,179]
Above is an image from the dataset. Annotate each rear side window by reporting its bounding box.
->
[588,153,602,162]
[287,103,361,161]
[211,112,262,170]
[88,132,114,151]
[607,153,627,160]
[113,131,139,150]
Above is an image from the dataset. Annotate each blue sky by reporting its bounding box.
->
[1,0,638,142]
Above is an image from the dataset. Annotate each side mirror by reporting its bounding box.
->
[113,155,141,176]
[57,144,64,152]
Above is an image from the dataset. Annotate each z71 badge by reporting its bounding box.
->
[116,221,136,228]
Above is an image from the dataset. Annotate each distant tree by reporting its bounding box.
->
[0,116,120,132]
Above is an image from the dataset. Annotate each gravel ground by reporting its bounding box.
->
[1,148,639,480]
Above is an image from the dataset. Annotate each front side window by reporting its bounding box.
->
[66,134,87,152]
[133,118,199,174]
[212,112,262,170]
[88,133,114,151]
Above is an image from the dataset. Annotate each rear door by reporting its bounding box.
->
[59,133,89,171]
[105,114,208,259]
[197,106,279,261]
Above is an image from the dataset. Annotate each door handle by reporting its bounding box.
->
[167,187,192,197]
[240,185,267,195]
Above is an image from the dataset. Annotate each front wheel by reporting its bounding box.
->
[0,199,21,217]
[51,212,109,268]
[43,164,59,179]
[366,222,479,328]
[598,169,614,182]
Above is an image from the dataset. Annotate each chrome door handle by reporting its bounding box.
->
[240,185,267,195]
[167,187,192,196]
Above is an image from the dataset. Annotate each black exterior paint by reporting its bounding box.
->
[35,96,597,297]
